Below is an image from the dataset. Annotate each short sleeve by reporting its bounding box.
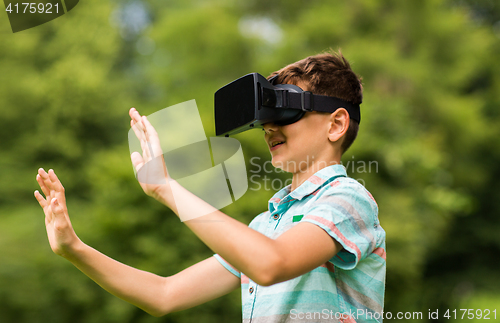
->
[213,254,241,278]
[301,180,379,270]
[212,211,269,279]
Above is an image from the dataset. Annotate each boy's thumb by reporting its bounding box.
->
[131,152,145,172]
[51,198,62,214]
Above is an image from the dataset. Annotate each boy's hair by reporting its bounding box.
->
[268,51,363,153]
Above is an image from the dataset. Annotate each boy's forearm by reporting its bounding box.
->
[164,181,282,286]
[181,206,338,286]
[185,212,282,286]
[64,241,170,317]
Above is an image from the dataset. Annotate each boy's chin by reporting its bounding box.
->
[271,158,285,171]
[271,158,294,173]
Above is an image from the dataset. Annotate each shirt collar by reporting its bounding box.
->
[268,164,347,212]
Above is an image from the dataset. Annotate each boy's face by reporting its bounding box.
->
[263,79,343,175]
[264,111,336,174]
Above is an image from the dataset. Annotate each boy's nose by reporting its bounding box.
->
[263,122,278,135]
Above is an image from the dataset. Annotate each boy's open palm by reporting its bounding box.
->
[34,168,80,258]
[129,108,173,207]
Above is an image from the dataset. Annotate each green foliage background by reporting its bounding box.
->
[0,0,499,322]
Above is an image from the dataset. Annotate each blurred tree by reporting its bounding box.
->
[0,1,138,322]
[0,0,499,322]
[452,0,500,25]
[0,1,246,322]
[422,1,500,320]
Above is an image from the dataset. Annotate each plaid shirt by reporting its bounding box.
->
[215,165,386,322]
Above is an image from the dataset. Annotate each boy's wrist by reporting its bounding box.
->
[59,238,86,262]
[151,180,179,214]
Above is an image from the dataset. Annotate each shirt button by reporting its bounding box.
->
[249,287,254,294]
[273,214,279,220]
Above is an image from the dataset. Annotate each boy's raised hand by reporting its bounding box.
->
[129,108,173,208]
[34,168,81,258]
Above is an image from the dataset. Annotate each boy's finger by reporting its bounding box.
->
[48,170,68,207]
[131,115,145,133]
[142,116,159,139]
[141,138,153,161]
[131,118,151,161]
[47,169,65,193]
[38,168,58,195]
[130,109,145,134]
[50,198,65,218]
[130,110,158,162]
[36,174,50,198]
[34,190,47,208]
[131,120,147,147]
[129,107,141,122]
[131,152,145,173]
[38,167,49,180]
[48,169,60,185]
[129,107,136,120]
[134,125,152,161]
[142,116,164,157]
[39,168,57,190]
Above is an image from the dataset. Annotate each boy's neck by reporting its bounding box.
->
[290,158,341,191]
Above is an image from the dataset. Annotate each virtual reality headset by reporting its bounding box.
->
[214,73,361,137]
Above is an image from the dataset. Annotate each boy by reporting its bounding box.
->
[35,51,386,322]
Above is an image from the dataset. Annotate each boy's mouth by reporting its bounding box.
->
[270,140,285,151]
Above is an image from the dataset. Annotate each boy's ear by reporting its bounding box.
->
[328,108,350,143]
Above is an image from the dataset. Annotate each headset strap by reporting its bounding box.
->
[288,91,361,124]
[264,76,361,124]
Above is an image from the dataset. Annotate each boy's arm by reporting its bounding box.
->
[34,169,240,317]
[130,109,343,286]
[63,246,240,316]
[188,212,342,286]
